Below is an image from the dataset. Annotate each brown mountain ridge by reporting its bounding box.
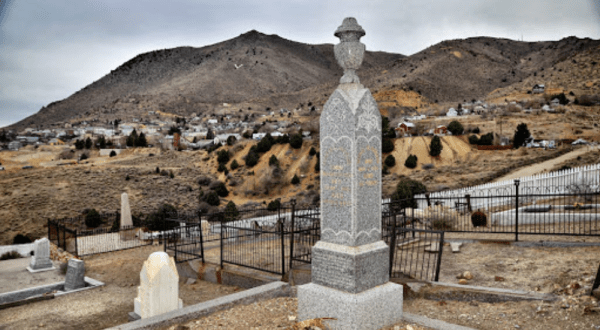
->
[7,32,600,130]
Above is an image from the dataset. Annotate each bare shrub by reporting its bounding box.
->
[507,104,521,113]
[298,156,310,174]
[59,149,75,160]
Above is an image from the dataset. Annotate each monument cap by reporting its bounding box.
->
[334,17,365,38]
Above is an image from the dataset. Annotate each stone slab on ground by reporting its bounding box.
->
[108,281,291,330]
[297,282,403,330]
[403,312,477,330]
[0,257,64,294]
[450,242,462,252]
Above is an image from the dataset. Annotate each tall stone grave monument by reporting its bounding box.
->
[131,252,183,320]
[27,237,55,272]
[297,18,403,330]
[120,192,135,240]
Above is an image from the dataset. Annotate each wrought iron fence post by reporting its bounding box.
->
[514,179,520,242]
[220,218,224,270]
[280,201,286,277]
[198,211,205,264]
[74,229,79,258]
[435,231,444,282]
[425,193,431,207]
[289,199,296,274]
[465,194,472,213]
[591,262,600,296]
[388,211,397,277]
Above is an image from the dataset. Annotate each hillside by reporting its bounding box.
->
[8,30,401,130]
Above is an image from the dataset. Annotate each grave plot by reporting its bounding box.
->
[0,244,243,330]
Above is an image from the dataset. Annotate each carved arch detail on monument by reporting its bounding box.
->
[321,227,382,246]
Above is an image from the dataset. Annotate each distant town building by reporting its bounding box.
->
[532,84,545,94]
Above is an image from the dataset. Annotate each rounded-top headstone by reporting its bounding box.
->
[144,251,177,281]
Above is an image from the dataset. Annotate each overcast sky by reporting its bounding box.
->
[1,0,599,129]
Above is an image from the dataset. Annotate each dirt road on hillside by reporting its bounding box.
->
[493,146,596,182]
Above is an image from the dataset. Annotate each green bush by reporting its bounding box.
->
[230,159,239,170]
[391,178,427,209]
[468,135,479,145]
[85,137,93,149]
[256,135,273,153]
[314,160,320,172]
[169,171,174,179]
[217,149,230,164]
[448,120,464,135]
[80,153,88,161]
[309,147,317,156]
[110,213,120,232]
[226,135,237,146]
[384,154,396,167]
[290,133,303,149]
[471,211,487,227]
[109,150,117,157]
[429,136,442,157]
[478,132,494,146]
[217,163,227,172]
[205,191,220,206]
[224,201,239,221]
[85,209,102,228]
[382,164,389,175]
[291,174,300,185]
[404,154,418,168]
[214,182,229,197]
[382,138,395,153]
[269,155,279,167]
[276,134,290,144]
[0,251,21,260]
[13,234,32,244]
[267,199,281,211]
[245,150,259,167]
[550,93,569,105]
[146,204,179,232]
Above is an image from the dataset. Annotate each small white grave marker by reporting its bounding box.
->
[132,252,183,319]
[27,238,55,273]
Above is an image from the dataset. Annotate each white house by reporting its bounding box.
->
[252,133,267,140]
[446,108,458,117]
[207,119,218,125]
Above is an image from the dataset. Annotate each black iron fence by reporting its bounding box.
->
[385,227,444,282]
[48,220,78,256]
[164,222,204,263]
[387,182,600,241]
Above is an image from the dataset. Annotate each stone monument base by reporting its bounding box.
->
[297,281,403,330]
[26,265,56,273]
[27,258,55,273]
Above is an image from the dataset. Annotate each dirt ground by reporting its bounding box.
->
[0,245,242,330]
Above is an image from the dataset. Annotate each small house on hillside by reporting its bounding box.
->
[532,84,545,94]
[434,125,448,135]
[396,122,415,135]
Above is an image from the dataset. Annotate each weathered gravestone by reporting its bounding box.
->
[27,237,55,272]
[64,258,86,291]
[120,192,135,240]
[297,17,403,330]
[131,252,183,320]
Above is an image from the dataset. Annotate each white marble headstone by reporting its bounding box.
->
[133,252,183,319]
[27,237,54,272]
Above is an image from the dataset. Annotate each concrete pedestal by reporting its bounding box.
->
[298,282,403,330]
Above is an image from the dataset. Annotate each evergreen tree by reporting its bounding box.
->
[513,123,531,149]
[289,133,303,149]
[85,137,93,149]
[429,135,443,157]
[136,132,147,147]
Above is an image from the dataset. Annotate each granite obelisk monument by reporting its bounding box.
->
[297,18,403,330]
